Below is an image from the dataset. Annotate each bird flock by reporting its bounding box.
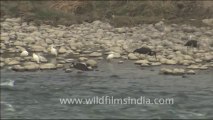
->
[21,35,198,64]
[20,45,58,64]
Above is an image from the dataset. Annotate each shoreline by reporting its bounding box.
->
[0,17,213,75]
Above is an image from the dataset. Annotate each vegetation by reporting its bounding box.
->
[1,0,213,27]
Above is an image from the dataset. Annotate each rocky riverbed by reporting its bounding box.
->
[0,17,213,75]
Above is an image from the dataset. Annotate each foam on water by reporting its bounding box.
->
[0,80,15,87]
[1,101,15,112]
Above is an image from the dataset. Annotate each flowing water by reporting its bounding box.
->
[1,60,213,119]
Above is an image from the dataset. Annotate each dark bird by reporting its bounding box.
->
[184,35,199,48]
[184,40,198,48]
[133,47,157,58]
[73,62,90,71]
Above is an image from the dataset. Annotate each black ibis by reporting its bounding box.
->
[133,47,157,58]
[184,40,198,48]
[73,62,90,71]
[184,35,199,49]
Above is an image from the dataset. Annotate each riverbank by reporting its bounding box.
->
[0,17,213,75]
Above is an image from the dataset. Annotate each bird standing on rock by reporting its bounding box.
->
[106,52,115,62]
[133,47,157,59]
[184,35,199,50]
[33,53,40,64]
[50,45,57,57]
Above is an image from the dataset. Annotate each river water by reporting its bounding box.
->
[1,60,213,119]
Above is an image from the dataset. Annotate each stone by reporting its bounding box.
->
[89,52,102,57]
[160,68,173,75]
[128,53,138,60]
[65,59,75,63]
[187,65,200,69]
[79,57,88,62]
[151,62,162,66]
[31,45,45,52]
[0,63,5,68]
[11,65,25,72]
[141,63,150,67]
[165,59,177,65]
[65,68,72,73]
[118,61,124,64]
[202,18,213,26]
[172,68,185,75]
[40,63,57,70]
[57,64,64,68]
[86,59,97,67]
[7,60,20,65]
[23,63,39,71]
[58,47,67,54]
[134,60,149,65]
[186,70,196,75]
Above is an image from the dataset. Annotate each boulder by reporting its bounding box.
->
[128,53,138,60]
[7,60,20,65]
[11,65,25,72]
[86,59,97,67]
[40,63,57,70]
[23,62,39,71]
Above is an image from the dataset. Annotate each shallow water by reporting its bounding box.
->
[1,60,213,119]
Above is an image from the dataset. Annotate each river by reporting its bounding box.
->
[1,60,213,119]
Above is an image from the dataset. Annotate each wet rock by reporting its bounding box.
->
[23,62,39,71]
[40,63,57,70]
[187,65,200,69]
[65,68,72,73]
[160,68,173,75]
[141,63,150,67]
[134,60,149,65]
[186,70,196,75]
[160,68,185,75]
[11,65,25,72]
[151,62,162,66]
[86,59,97,67]
[56,64,64,68]
[118,61,124,64]
[89,52,102,57]
[128,53,138,60]
[172,68,185,75]
[199,65,208,70]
